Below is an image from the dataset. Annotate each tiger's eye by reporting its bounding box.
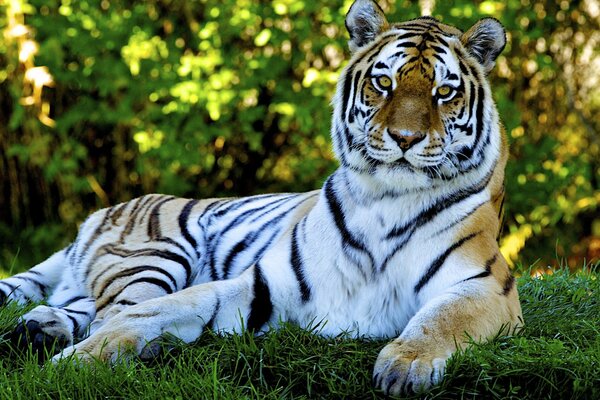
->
[376,76,392,89]
[437,85,452,96]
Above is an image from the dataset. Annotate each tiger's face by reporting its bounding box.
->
[334,0,506,191]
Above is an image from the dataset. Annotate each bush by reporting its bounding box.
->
[0,0,598,272]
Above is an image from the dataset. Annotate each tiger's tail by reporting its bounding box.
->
[0,248,68,305]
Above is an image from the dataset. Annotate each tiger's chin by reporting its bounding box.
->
[360,160,441,193]
[364,149,458,188]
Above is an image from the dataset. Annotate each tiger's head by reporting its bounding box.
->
[333,0,507,193]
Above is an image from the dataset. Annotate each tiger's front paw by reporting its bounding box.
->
[373,339,451,395]
[51,318,156,364]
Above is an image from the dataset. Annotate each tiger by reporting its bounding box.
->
[0,0,522,395]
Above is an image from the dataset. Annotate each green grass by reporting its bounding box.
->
[0,268,598,399]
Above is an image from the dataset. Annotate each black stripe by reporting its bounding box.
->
[102,246,193,286]
[324,177,369,255]
[251,229,282,265]
[116,300,137,306]
[475,85,485,142]
[247,264,273,331]
[432,53,445,64]
[248,194,307,224]
[400,63,417,78]
[348,69,363,125]
[395,41,418,48]
[213,194,283,218]
[56,296,88,308]
[62,307,91,316]
[502,274,515,295]
[433,201,487,236]
[222,200,288,278]
[333,127,348,166]
[395,32,419,40]
[119,195,157,242]
[497,195,506,241]
[202,199,229,216]
[69,236,80,265]
[467,81,476,136]
[463,254,497,282]
[429,44,447,54]
[290,224,310,303]
[218,195,295,236]
[486,253,499,271]
[64,314,80,335]
[458,59,470,76]
[109,202,129,224]
[147,196,176,239]
[342,126,354,153]
[64,243,74,256]
[94,265,179,296]
[0,280,17,292]
[434,35,449,47]
[414,232,481,293]
[221,237,251,279]
[455,82,484,161]
[366,37,396,63]
[80,207,112,263]
[17,276,47,296]
[404,55,421,66]
[121,276,174,295]
[97,277,174,312]
[221,194,316,278]
[341,65,355,125]
[222,205,293,279]
[398,23,436,31]
[154,236,193,259]
[207,195,296,279]
[179,199,200,253]
[205,298,220,330]
[385,169,493,241]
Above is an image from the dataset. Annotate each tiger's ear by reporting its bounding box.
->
[345,0,389,53]
[461,18,506,74]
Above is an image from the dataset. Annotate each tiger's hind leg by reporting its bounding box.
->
[0,249,68,305]
[10,290,96,359]
[53,265,265,364]
[0,247,96,358]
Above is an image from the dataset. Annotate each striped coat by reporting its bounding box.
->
[0,0,522,395]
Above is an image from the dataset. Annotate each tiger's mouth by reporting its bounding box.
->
[365,143,458,179]
[365,142,448,168]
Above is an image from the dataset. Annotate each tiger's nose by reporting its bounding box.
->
[388,130,426,150]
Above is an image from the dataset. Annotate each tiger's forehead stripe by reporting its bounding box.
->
[367,33,462,85]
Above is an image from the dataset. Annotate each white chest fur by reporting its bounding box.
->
[282,172,493,338]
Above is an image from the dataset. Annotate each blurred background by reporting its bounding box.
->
[0,0,598,274]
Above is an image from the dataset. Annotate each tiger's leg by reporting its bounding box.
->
[11,294,96,355]
[373,276,522,395]
[52,264,265,363]
[86,271,189,337]
[0,248,68,305]
[2,248,96,356]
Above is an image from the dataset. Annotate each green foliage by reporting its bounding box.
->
[0,268,598,398]
[0,0,598,272]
